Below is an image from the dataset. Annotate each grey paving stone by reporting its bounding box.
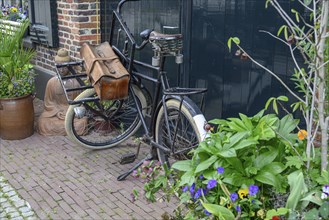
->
[5,207,17,213]
[0,175,36,219]
[0,212,6,218]
[8,211,20,218]
[2,185,12,193]
[12,199,25,208]
[18,206,31,213]
[22,211,35,217]
[6,190,16,197]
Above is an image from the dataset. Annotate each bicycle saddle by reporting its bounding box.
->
[149,31,182,41]
[140,29,153,40]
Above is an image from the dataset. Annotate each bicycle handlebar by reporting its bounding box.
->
[117,0,140,14]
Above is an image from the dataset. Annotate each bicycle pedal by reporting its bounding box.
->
[120,152,136,164]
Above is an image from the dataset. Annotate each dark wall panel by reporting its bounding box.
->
[188,0,303,119]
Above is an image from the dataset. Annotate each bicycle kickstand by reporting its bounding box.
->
[117,153,154,181]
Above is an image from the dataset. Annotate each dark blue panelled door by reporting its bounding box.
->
[185,0,302,119]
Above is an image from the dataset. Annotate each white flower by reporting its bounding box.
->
[321,185,329,200]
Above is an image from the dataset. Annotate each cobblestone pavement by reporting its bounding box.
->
[0,175,37,219]
[0,99,176,219]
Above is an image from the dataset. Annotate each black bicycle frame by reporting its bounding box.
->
[109,7,174,146]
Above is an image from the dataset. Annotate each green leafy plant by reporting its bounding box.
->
[0,19,35,98]
[137,109,327,219]
[228,0,328,172]
[136,1,328,219]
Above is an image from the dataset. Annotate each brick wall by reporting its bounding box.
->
[32,0,100,72]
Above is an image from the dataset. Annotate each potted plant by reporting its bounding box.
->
[0,19,36,140]
[0,5,28,36]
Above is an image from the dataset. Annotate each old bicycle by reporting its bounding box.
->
[55,0,209,180]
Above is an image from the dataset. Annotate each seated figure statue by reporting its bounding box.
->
[37,49,86,136]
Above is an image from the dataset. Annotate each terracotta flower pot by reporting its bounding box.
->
[0,94,34,140]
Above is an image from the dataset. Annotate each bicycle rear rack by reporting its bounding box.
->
[163,87,207,96]
[55,61,99,105]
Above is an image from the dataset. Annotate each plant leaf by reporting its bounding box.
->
[301,191,323,206]
[277,95,288,102]
[265,97,275,110]
[304,209,319,220]
[179,170,195,187]
[233,139,258,151]
[304,0,312,6]
[319,202,329,219]
[265,0,271,8]
[232,37,240,45]
[218,148,237,158]
[262,162,286,174]
[224,131,249,149]
[273,100,278,114]
[277,25,287,37]
[202,202,235,220]
[255,170,278,187]
[286,170,308,210]
[172,160,192,171]
[254,147,278,169]
[285,156,304,169]
[195,155,218,173]
[227,38,232,51]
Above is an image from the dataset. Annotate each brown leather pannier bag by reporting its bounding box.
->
[80,41,130,100]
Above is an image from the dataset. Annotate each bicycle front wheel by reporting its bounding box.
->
[155,98,207,167]
[65,85,147,149]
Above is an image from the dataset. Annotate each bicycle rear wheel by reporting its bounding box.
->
[65,85,147,149]
[155,98,207,167]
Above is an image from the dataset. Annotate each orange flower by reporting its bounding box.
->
[298,129,307,140]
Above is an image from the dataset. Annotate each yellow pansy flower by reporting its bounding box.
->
[10,7,18,13]
[257,209,265,219]
[238,188,249,199]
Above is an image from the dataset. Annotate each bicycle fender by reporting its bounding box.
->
[153,95,209,141]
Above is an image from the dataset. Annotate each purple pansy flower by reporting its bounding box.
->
[199,174,204,179]
[249,185,259,196]
[182,185,189,192]
[236,205,241,212]
[217,167,224,174]
[204,209,211,216]
[207,179,217,189]
[194,188,202,199]
[190,183,195,194]
[230,192,238,202]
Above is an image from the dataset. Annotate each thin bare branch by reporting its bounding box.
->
[310,120,320,144]
[318,59,329,70]
[272,0,313,44]
[288,45,315,96]
[259,30,289,45]
[298,0,314,11]
[236,45,305,104]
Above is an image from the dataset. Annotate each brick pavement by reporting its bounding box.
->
[0,99,176,219]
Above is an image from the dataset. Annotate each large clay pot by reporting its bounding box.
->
[0,94,34,140]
